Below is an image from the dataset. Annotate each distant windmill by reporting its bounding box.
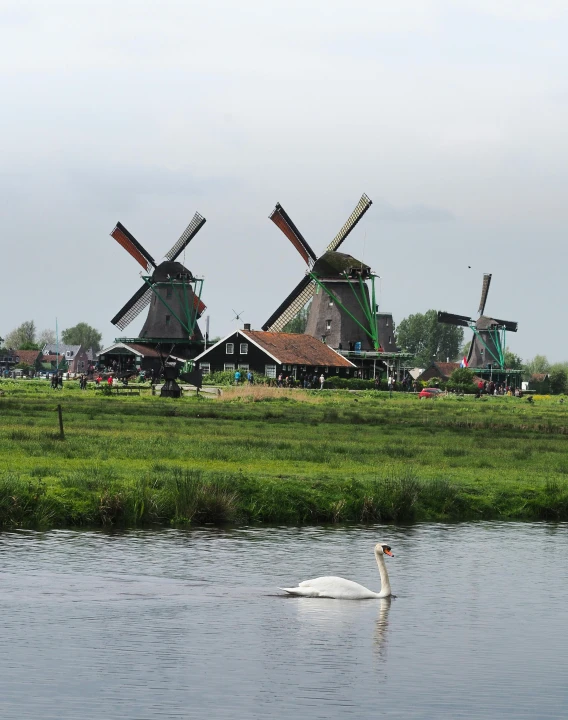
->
[109,213,207,343]
[263,194,385,350]
[438,273,518,369]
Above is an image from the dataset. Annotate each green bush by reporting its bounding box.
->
[325,376,374,390]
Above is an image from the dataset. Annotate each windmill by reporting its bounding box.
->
[262,194,382,351]
[109,212,207,347]
[438,273,518,370]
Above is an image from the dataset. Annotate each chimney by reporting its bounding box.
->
[243,323,251,331]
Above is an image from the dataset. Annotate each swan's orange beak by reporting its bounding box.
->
[384,549,393,557]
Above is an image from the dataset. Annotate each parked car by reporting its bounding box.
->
[418,387,444,399]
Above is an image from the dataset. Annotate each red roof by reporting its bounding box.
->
[241,331,355,367]
[14,349,41,365]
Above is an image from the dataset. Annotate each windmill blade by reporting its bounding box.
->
[492,318,518,332]
[262,275,315,332]
[165,212,206,262]
[269,203,317,266]
[325,193,372,253]
[437,311,472,327]
[111,283,153,330]
[110,222,156,272]
[478,273,492,316]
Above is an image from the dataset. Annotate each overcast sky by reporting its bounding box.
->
[1,1,567,359]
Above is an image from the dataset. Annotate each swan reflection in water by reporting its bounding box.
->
[373,597,392,659]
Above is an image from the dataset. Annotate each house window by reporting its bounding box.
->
[166,288,173,298]
[224,363,235,371]
[226,343,234,354]
[265,364,276,378]
[326,320,332,331]
[240,343,248,355]
[346,369,350,375]
[238,363,249,371]
[325,367,329,373]
[336,367,340,374]
[388,335,391,344]
[200,362,211,375]
[165,315,171,326]
[329,300,334,307]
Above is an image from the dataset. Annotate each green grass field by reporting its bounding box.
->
[1,379,568,528]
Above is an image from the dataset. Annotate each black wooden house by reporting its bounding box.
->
[193,325,356,380]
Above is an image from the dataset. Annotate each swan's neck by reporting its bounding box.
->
[374,550,391,598]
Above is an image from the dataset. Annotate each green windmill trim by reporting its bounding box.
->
[470,323,503,368]
[308,272,380,350]
[141,275,204,339]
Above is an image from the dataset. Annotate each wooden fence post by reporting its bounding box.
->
[57,404,64,439]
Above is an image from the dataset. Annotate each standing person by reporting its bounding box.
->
[247,370,253,385]
[277,373,283,388]
[319,373,325,390]
[234,369,241,386]
[374,375,380,391]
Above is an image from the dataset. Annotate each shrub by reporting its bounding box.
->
[325,376,374,390]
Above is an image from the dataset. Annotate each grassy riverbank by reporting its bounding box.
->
[1,380,568,528]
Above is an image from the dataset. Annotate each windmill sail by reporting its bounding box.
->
[478,273,492,316]
[262,275,315,332]
[269,203,318,266]
[111,222,156,272]
[492,318,518,332]
[165,212,206,262]
[437,311,472,327]
[325,193,372,253]
[111,284,153,330]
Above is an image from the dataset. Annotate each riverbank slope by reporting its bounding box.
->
[1,381,567,528]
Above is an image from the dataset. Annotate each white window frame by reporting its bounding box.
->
[200,362,211,375]
[264,364,277,378]
[238,363,249,371]
[239,343,248,355]
[226,343,234,354]
[326,320,332,331]
[224,363,235,371]
[336,367,340,373]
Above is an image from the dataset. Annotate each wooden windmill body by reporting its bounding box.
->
[263,194,388,352]
[438,273,518,370]
[109,213,207,356]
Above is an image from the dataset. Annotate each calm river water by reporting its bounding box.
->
[1,523,567,719]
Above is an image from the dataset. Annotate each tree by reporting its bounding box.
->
[5,320,36,349]
[61,323,103,352]
[396,310,464,367]
[549,365,568,395]
[447,367,476,393]
[38,328,56,346]
[282,302,311,334]
[525,355,550,376]
[504,351,523,370]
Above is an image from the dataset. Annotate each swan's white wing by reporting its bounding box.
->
[283,576,379,599]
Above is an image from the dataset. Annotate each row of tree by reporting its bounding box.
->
[1,321,102,353]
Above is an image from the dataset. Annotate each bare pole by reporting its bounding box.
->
[57,404,64,440]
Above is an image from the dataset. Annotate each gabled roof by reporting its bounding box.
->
[13,349,41,365]
[194,330,355,367]
[42,343,82,356]
[98,342,162,358]
[97,342,185,362]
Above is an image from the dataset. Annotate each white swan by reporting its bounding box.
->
[280,543,393,599]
